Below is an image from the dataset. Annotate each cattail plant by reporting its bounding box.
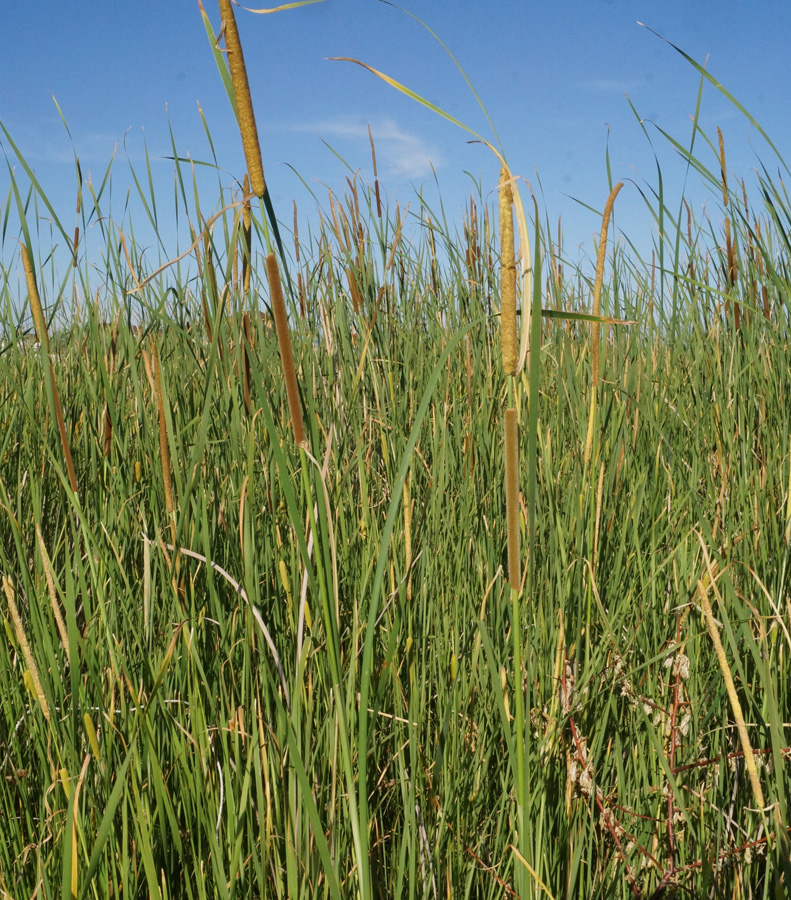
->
[585,182,623,467]
[591,182,624,391]
[293,199,306,317]
[219,0,265,198]
[718,127,740,330]
[266,252,306,448]
[369,125,382,218]
[499,165,518,376]
[73,161,81,268]
[21,243,79,495]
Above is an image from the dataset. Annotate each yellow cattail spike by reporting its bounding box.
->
[591,182,624,392]
[499,165,517,375]
[219,0,266,198]
[21,243,49,352]
[83,713,101,760]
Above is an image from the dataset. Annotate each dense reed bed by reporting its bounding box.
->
[2,8,791,900]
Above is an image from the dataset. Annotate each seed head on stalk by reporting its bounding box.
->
[219,0,266,198]
[499,164,517,376]
[266,253,306,448]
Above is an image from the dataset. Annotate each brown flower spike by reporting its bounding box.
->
[219,0,266,198]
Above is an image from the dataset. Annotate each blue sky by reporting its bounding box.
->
[2,0,790,297]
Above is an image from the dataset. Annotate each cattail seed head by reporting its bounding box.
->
[591,182,624,391]
[499,165,517,375]
[219,0,265,198]
[266,253,306,448]
[21,244,49,353]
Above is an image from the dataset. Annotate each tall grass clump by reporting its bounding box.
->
[1,7,791,900]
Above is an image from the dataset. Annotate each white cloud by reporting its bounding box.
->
[286,115,444,178]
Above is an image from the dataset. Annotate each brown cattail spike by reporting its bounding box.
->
[368,125,382,219]
[220,0,265,198]
[266,253,306,448]
[499,165,517,375]
[717,127,729,207]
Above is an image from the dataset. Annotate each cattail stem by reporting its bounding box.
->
[499,165,517,375]
[403,477,412,601]
[242,174,252,296]
[219,0,265,198]
[504,408,520,590]
[266,253,306,448]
